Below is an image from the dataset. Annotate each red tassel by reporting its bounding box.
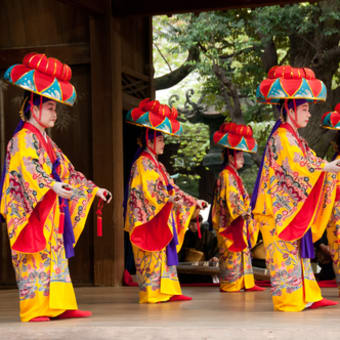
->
[39,95,42,122]
[197,216,202,239]
[153,129,157,154]
[59,198,66,234]
[59,212,65,234]
[97,216,102,237]
[96,198,104,237]
[146,127,149,147]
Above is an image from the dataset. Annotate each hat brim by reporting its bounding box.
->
[4,79,75,107]
[126,120,182,137]
[216,142,257,153]
[321,125,340,131]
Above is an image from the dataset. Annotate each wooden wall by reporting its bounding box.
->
[0,0,153,286]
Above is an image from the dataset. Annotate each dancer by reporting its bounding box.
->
[252,65,340,311]
[321,104,340,293]
[212,122,264,292]
[124,98,206,303]
[0,53,111,322]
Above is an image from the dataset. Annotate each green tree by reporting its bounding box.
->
[154,2,340,156]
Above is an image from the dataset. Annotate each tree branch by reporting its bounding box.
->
[153,43,172,72]
[212,63,244,124]
[312,46,340,71]
[323,46,340,62]
[220,44,261,61]
[154,46,200,90]
[261,38,278,72]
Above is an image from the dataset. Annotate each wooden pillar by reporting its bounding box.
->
[147,16,155,99]
[90,3,124,286]
[0,80,13,286]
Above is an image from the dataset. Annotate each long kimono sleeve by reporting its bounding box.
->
[125,155,174,252]
[326,154,340,250]
[253,126,336,242]
[56,147,99,245]
[1,130,57,252]
[212,169,255,252]
[169,177,197,252]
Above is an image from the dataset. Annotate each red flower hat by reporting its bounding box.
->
[321,103,340,130]
[256,65,327,104]
[3,52,76,106]
[213,122,257,153]
[126,98,182,136]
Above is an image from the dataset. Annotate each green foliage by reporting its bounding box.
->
[153,1,340,193]
[248,120,276,155]
[154,3,340,119]
[164,120,210,172]
[239,163,259,196]
[171,173,200,197]
[153,15,202,105]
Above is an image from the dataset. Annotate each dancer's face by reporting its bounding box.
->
[148,135,165,155]
[32,100,57,128]
[289,102,311,128]
[235,151,244,169]
[229,151,244,169]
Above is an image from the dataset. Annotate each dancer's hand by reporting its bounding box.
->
[242,213,252,222]
[52,182,73,199]
[324,159,340,173]
[169,194,181,206]
[96,188,112,203]
[196,199,208,209]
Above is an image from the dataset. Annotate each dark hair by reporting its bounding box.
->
[222,148,240,167]
[278,99,308,122]
[139,129,163,149]
[335,131,340,150]
[22,91,51,120]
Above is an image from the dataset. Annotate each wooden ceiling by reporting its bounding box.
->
[60,0,318,16]
[112,0,315,16]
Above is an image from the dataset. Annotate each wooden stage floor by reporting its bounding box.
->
[1,286,340,339]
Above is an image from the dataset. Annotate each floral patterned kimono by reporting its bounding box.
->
[0,122,98,322]
[326,154,340,287]
[212,165,258,291]
[253,123,336,311]
[125,150,196,303]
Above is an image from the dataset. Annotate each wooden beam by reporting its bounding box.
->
[0,43,90,69]
[57,0,106,15]
[112,0,315,16]
[123,92,143,111]
[90,3,124,286]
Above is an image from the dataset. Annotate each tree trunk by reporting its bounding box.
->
[154,46,200,90]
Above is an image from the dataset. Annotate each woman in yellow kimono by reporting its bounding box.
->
[212,122,264,292]
[125,98,206,303]
[321,105,340,293]
[0,53,111,322]
[253,65,340,311]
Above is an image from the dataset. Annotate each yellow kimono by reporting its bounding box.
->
[212,165,258,291]
[253,123,336,311]
[326,154,340,288]
[0,123,98,321]
[125,150,196,303]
